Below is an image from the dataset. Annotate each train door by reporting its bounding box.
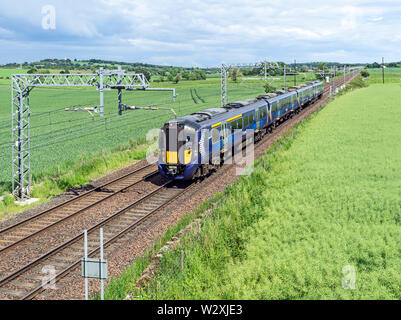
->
[221,122,229,152]
[268,103,272,123]
[255,109,260,130]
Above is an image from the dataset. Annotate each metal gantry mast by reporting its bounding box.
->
[10,68,175,200]
[220,61,279,107]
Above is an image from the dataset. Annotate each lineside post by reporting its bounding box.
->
[84,230,88,300]
[99,68,104,117]
[100,228,104,300]
[284,65,286,90]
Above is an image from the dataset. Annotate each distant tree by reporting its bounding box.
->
[60,69,70,74]
[182,72,190,80]
[230,68,243,82]
[167,73,174,82]
[135,67,151,81]
[27,68,37,74]
[194,69,206,80]
[361,70,370,78]
[263,82,276,93]
[300,65,309,72]
[367,62,381,69]
[317,62,327,71]
[173,74,182,84]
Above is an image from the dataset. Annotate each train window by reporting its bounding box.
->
[261,108,266,118]
[244,116,249,127]
[250,113,254,124]
[231,120,237,131]
[238,118,243,129]
[211,128,220,144]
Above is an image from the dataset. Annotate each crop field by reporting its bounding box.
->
[367,68,401,84]
[0,68,29,85]
[127,83,401,300]
[0,68,318,195]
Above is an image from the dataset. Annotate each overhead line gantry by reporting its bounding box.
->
[11,67,176,201]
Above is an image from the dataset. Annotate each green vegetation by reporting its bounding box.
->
[0,67,321,207]
[0,136,153,217]
[93,199,216,300]
[0,68,29,84]
[365,67,401,85]
[336,75,368,97]
[108,83,401,300]
[263,82,276,93]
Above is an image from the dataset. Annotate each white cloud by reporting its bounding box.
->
[0,26,13,38]
[0,0,401,65]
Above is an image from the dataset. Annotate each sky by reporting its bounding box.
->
[0,0,400,67]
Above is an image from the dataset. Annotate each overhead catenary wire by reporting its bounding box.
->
[0,72,312,155]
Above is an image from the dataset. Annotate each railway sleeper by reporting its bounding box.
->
[0,288,25,297]
[106,223,125,229]
[44,261,71,269]
[20,274,45,281]
[50,256,77,263]
[10,281,37,289]
[62,250,83,257]
[3,231,31,238]
[1,235,25,242]
[118,217,138,224]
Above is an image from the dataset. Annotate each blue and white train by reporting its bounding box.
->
[158,81,324,180]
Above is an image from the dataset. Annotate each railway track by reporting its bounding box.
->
[0,70,361,300]
[0,164,158,255]
[0,178,196,300]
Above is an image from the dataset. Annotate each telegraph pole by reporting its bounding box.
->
[264,61,267,81]
[344,65,346,86]
[333,67,336,95]
[284,64,287,90]
[294,59,297,86]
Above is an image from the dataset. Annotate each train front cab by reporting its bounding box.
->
[158,122,199,180]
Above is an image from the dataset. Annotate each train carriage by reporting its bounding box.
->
[159,81,324,180]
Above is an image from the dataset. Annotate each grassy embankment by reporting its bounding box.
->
[103,80,401,300]
[0,68,317,214]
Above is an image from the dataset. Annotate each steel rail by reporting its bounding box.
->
[0,179,177,294]
[0,164,158,254]
[23,181,196,300]
[0,69,360,300]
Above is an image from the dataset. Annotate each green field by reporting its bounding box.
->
[366,68,401,84]
[0,68,318,197]
[119,83,401,300]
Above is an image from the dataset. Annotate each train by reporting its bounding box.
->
[158,80,324,180]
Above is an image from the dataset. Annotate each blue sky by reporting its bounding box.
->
[0,0,400,67]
